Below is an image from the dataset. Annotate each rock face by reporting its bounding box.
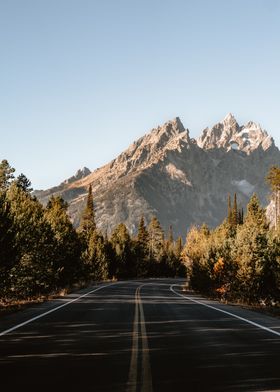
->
[35,114,280,237]
[34,167,91,207]
[197,113,274,153]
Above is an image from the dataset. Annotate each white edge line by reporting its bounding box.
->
[126,286,139,392]
[0,282,118,337]
[170,284,280,338]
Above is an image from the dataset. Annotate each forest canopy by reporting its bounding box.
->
[0,159,279,307]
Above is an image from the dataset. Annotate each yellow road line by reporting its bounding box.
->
[127,287,140,392]
[127,285,153,392]
[138,287,153,392]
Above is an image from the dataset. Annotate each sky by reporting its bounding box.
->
[0,0,279,189]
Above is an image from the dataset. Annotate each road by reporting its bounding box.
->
[0,279,280,391]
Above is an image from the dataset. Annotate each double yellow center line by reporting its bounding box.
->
[127,285,153,392]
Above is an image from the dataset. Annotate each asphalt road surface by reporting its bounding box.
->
[0,279,280,391]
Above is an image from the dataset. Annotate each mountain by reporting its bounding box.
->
[197,113,273,153]
[34,167,91,203]
[34,114,280,237]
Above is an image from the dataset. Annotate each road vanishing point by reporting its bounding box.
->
[0,279,280,391]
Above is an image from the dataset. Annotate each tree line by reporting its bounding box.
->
[182,166,280,305]
[1,159,280,306]
[0,160,186,302]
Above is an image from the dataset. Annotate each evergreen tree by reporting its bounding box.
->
[232,193,238,227]
[165,225,174,254]
[137,216,149,247]
[135,216,150,276]
[174,236,183,258]
[201,223,210,236]
[233,194,269,301]
[6,183,56,298]
[0,193,17,297]
[84,230,109,281]
[227,194,232,225]
[0,160,15,190]
[148,216,164,262]
[227,193,243,229]
[45,196,82,287]
[267,166,280,189]
[15,173,33,193]
[267,166,280,228]
[79,184,96,239]
[238,208,244,225]
[161,230,186,278]
[167,225,174,244]
[246,194,268,230]
[110,223,134,278]
[261,231,280,302]
[182,225,212,293]
[78,185,109,282]
[0,193,17,268]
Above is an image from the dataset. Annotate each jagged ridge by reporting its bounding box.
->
[197,113,274,153]
[35,114,280,237]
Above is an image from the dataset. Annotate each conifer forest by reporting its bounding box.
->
[0,159,280,307]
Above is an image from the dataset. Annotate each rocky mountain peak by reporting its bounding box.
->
[35,114,280,237]
[238,121,274,152]
[139,117,191,154]
[104,117,191,176]
[64,167,91,184]
[168,116,186,133]
[146,117,187,143]
[197,114,239,151]
[197,114,274,153]
[222,112,238,127]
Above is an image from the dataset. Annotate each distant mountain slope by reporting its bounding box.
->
[34,115,280,237]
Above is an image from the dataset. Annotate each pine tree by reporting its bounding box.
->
[0,193,17,267]
[232,193,238,227]
[148,216,164,262]
[201,223,210,236]
[135,216,150,276]
[45,196,82,287]
[110,223,134,278]
[227,193,242,229]
[79,184,96,238]
[0,160,15,190]
[6,183,56,298]
[233,194,269,301]
[227,194,232,225]
[15,173,33,193]
[0,193,17,297]
[165,235,186,278]
[165,225,174,254]
[238,208,244,225]
[137,216,149,247]
[267,166,280,228]
[84,230,109,281]
[182,225,212,293]
[174,236,183,258]
[246,193,268,229]
[265,230,280,301]
[168,225,174,244]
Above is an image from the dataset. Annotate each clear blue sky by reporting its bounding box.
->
[1,0,279,189]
